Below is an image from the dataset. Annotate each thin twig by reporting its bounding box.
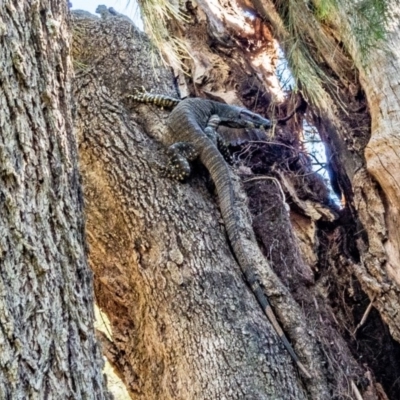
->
[353,296,375,335]
[351,379,364,400]
[248,140,294,150]
[243,176,286,205]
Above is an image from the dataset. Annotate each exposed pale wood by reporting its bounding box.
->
[328,0,400,343]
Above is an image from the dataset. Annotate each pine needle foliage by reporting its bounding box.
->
[349,0,388,59]
[130,0,191,71]
[272,0,387,112]
[313,0,388,63]
[130,0,387,111]
[313,0,337,21]
[274,0,342,112]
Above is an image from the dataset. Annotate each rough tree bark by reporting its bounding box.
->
[0,1,109,399]
[72,3,398,400]
[72,11,314,400]
[140,0,400,398]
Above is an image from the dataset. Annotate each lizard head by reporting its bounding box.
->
[220,108,272,130]
[239,109,272,130]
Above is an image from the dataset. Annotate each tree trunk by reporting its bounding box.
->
[341,0,400,340]
[72,4,399,399]
[0,1,109,398]
[253,0,400,348]
[70,5,392,399]
[72,11,315,399]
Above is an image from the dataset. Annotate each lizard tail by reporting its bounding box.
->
[128,90,180,109]
[200,136,311,379]
[226,177,312,378]
[250,278,312,379]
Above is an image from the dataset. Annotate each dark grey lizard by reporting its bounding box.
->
[129,89,298,123]
[133,93,311,378]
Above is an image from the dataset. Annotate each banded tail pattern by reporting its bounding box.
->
[128,89,180,109]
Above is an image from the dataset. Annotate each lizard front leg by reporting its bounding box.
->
[217,135,233,164]
[164,142,199,181]
[204,114,220,145]
[164,115,230,181]
[205,114,233,164]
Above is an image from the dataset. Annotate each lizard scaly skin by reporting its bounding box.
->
[134,93,311,378]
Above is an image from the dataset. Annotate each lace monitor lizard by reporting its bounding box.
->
[131,91,311,379]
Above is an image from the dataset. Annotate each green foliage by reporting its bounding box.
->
[273,0,387,112]
[313,0,337,22]
[274,0,338,111]
[132,0,191,71]
[350,0,387,58]
[286,39,332,109]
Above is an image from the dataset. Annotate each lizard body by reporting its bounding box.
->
[129,90,298,122]
[134,93,311,378]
